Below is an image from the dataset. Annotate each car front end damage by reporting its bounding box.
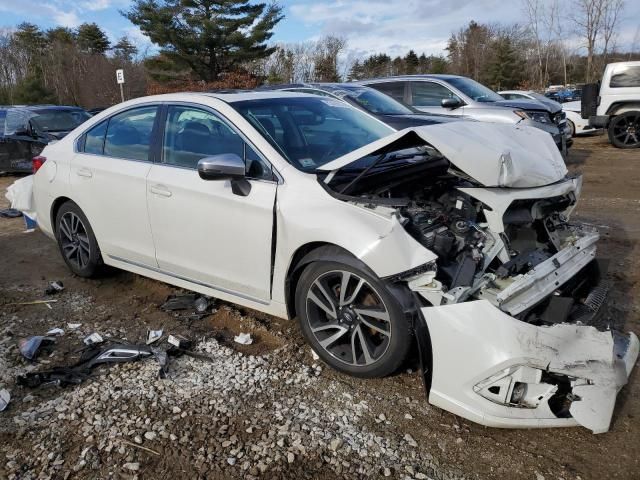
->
[318,123,638,433]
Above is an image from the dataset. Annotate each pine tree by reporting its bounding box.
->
[124,0,283,82]
[404,50,419,74]
[113,37,139,61]
[488,37,522,90]
[76,23,110,55]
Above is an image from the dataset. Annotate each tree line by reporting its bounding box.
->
[0,0,638,108]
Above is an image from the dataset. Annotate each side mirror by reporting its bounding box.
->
[441,98,462,109]
[197,154,245,181]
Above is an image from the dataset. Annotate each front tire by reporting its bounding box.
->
[55,202,103,277]
[295,261,411,378]
[608,112,640,148]
[567,119,575,137]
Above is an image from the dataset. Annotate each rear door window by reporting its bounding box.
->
[369,82,405,102]
[103,106,158,161]
[610,66,640,88]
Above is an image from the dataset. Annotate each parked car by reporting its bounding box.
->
[583,61,640,148]
[562,101,598,137]
[499,90,563,110]
[259,83,460,130]
[33,91,637,433]
[545,89,581,103]
[0,105,90,173]
[359,75,571,155]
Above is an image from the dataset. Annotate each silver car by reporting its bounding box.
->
[359,75,570,155]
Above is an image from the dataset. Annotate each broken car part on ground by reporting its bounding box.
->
[30,92,638,434]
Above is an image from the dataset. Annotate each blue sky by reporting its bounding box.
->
[0,0,638,58]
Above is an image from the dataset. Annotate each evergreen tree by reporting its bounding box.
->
[488,37,522,90]
[13,23,47,58]
[113,37,139,61]
[47,27,75,45]
[76,23,110,54]
[404,50,419,74]
[124,0,283,82]
[13,68,56,104]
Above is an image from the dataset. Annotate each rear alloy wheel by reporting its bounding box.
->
[55,202,103,277]
[608,112,640,148]
[296,261,411,378]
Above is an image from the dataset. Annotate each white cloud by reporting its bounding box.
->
[80,0,111,12]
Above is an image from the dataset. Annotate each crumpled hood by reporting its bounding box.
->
[319,122,567,188]
[493,98,561,114]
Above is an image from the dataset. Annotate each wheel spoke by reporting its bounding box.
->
[59,219,73,241]
[339,271,365,306]
[317,325,349,348]
[64,244,78,260]
[352,325,374,365]
[357,314,390,336]
[77,234,90,254]
[308,280,338,319]
[354,306,390,322]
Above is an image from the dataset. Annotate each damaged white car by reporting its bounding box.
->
[32,92,637,434]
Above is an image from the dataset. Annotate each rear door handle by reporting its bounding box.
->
[76,168,92,178]
[150,185,172,197]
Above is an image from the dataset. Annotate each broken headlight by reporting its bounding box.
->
[474,365,560,409]
[514,110,552,124]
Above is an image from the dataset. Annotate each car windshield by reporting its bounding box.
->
[29,109,91,132]
[231,97,394,172]
[528,92,552,103]
[341,88,413,115]
[446,77,504,103]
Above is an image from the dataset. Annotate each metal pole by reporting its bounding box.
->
[119,83,125,103]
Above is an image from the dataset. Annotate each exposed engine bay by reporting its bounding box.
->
[323,152,606,330]
[318,126,637,434]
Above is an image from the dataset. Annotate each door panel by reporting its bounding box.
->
[147,166,276,301]
[70,106,159,266]
[146,104,277,302]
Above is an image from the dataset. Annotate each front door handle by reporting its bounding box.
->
[76,168,92,178]
[150,185,172,197]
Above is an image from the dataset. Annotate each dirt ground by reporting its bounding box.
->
[1,132,639,479]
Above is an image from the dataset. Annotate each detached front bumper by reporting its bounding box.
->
[417,300,638,433]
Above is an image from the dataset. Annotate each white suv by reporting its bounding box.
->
[584,61,640,148]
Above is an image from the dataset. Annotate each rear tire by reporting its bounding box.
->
[55,201,103,277]
[295,261,411,378]
[608,112,640,148]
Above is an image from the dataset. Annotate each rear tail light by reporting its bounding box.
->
[32,155,46,173]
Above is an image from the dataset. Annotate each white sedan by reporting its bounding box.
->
[32,92,637,433]
[563,100,600,136]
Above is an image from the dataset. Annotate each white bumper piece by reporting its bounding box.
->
[422,300,639,433]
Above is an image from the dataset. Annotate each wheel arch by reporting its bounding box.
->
[50,196,74,234]
[606,102,640,116]
[284,242,370,320]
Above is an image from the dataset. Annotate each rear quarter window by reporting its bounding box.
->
[610,66,640,88]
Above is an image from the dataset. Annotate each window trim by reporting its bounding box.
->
[408,80,461,107]
[158,101,282,184]
[73,102,162,164]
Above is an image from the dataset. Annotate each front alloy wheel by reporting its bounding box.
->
[296,261,411,378]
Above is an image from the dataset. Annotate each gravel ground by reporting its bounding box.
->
[1,133,639,480]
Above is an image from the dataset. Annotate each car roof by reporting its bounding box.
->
[362,74,464,82]
[153,91,323,103]
[3,105,86,112]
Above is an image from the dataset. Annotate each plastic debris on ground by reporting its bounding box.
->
[45,281,64,295]
[18,336,56,360]
[167,334,192,349]
[146,329,163,345]
[311,349,320,361]
[67,323,82,330]
[5,175,37,221]
[0,208,22,218]
[46,328,65,336]
[0,389,9,411]
[161,293,215,320]
[234,332,253,345]
[83,333,104,346]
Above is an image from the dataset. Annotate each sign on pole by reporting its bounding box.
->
[116,69,125,103]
